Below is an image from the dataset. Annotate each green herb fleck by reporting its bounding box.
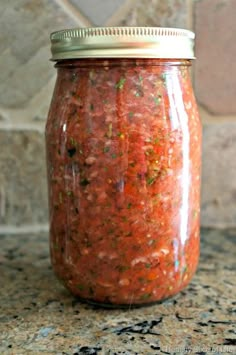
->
[117,132,125,139]
[154,96,161,105]
[127,202,132,209]
[66,191,73,197]
[90,103,94,111]
[135,91,141,97]
[53,243,60,251]
[70,137,77,146]
[147,176,156,185]
[128,112,134,119]
[111,153,117,159]
[145,263,151,269]
[140,293,152,300]
[59,192,63,204]
[153,138,160,144]
[117,265,130,272]
[77,284,85,291]
[80,178,90,186]
[115,77,126,90]
[103,146,110,153]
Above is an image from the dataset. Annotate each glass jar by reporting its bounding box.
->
[46,27,201,306]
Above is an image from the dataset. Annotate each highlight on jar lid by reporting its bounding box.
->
[50,26,195,60]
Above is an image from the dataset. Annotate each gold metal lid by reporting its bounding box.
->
[50,27,195,61]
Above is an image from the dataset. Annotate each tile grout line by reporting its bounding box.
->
[105,0,136,26]
[0,224,49,235]
[0,122,45,133]
[53,0,93,27]
[186,0,193,30]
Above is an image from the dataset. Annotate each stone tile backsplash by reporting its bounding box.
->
[1,0,236,230]
[0,130,48,227]
[194,0,236,115]
[70,0,126,25]
[201,122,236,228]
[117,0,189,28]
[0,0,76,110]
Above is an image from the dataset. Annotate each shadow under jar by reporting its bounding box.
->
[46,27,202,307]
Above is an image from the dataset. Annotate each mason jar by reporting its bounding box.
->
[46,27,202,306]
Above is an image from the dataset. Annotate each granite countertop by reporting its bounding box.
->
[0,229,235,355]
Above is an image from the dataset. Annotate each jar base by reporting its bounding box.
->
[72,293,178,309]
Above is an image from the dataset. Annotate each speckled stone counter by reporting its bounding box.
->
[0,229,235,355]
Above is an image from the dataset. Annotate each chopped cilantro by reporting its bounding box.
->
[117,132,125,139]
[115,77,126,90]
[103,146,110,153]
[154,96,161,105]
[69,137,77,146]
[147,176,156,185]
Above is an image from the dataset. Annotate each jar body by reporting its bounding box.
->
[46,59,201,306]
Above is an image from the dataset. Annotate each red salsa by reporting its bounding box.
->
[46,57,201,306]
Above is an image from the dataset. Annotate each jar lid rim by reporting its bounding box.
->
[50,27,195,61]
